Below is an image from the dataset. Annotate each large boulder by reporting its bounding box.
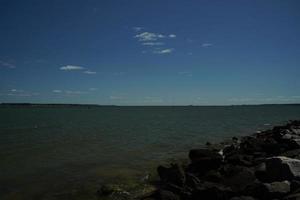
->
[230,196,257,200]
[243,181,290,199]
[156,190,180,200]
[226,154,254,166]
[263,180,291,199]
[243,182,269,199]
[221,165,256,192]
[265,157,300,182]
[191,181,234,200]
[187,149,223,175]
[157,164,185,187]
[281,149,300,159]
[239,136,267,155]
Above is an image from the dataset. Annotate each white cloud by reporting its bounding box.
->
[142,42,164,46]
[0,60,16,69]
[109,95,124,100]
[89,88,98,91]
[201,43,213,47]
[135,32,160,41]
[83,70,97,74]
[157,34,165,38]
[134,30,176,55]
[5,89,38,97]
[154,48,174,54]
[292,96,300,99]
[65,90,86,95]
[133,27,143,32]
[60,65,85,71]
[53,90,62,93]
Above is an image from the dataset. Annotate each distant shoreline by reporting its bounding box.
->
[1,103,300,107]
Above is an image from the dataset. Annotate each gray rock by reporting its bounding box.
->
[230,196,257,200]
[263,181,291,198]
[265,156,300,182]
[191,181,234,200]
[284,192,300,200]
[157,190,180,200]
[281,149,300,159]
[187,149,223,175]
[221,165,256,192]
[157,164,185,187]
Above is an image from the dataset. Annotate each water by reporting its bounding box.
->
[1,105,300,199]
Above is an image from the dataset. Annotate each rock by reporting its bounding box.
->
[187,149,222,175]
[284,192,300,200]
[263,181,291,198]
[185,172,201,189]
[226,154,254,166]
[230,196,257,200]
[97,184,124,196]
[191,181,234,200]
[276,138,300,152]
[255,162,269,182]
[281,149,300,159]
[265,156,300,182]
[223,144,237,157]
[243,182,269,199]
[221,165,256,192]
[291,128,300,135]
[202,170,223,183]
[239,136,264,155]
[157,164,185,187]
[261,138,282,155]
[291,180,300,192]
[157,190,180,200]
[189,149,223,164]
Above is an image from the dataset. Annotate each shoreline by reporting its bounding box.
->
[1,103,300,108]
[96,120,300,200]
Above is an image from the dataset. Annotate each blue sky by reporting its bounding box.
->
[0,0,300,105]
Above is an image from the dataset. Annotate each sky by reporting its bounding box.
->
[0,0,300,105]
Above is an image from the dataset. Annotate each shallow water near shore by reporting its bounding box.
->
[1,105,300,199]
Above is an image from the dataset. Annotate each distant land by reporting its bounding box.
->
[0,103,300,107]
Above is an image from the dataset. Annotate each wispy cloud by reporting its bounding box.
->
[89,88,98,91]
[0,60,16,69]
[52,88,98,96]
[60,65,85,71]
[201,43,213,47]
[135,32,163,41]
[154,48,174,54]
[133,29,176,55]
[227,95,300,104]
[65,90,87,95]
[133,27,143,32]
[109,95,124,100]
[169,34,176,38]
[4,89,39,97]
[142,42,164,46]
[83,70,97,74]
[134,32,176,41]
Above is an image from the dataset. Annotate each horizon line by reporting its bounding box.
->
[1,102,300,107]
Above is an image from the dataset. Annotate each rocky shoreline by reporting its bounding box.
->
[97,120,300,200]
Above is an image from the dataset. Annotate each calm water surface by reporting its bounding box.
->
[1,105,300,199]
